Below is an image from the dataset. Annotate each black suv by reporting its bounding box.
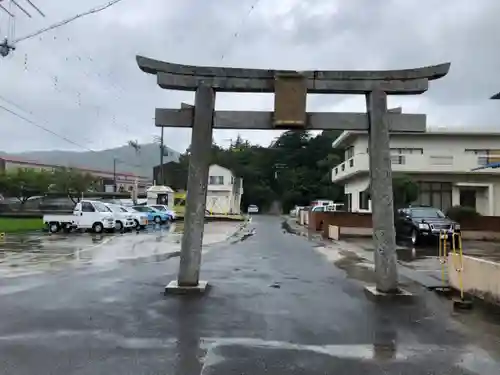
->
[395,205,460,246]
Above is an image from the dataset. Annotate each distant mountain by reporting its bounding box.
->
[0,143,180,179]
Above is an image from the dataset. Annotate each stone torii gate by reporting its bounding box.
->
[137,55,450,295]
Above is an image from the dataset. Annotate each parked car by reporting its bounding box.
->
[150,204,177,221]
[132,205,171,224]
[311,203,344,213]
[395,205,460,246]
[103,203,136,232]
[121,206,149,230]
[247,204,259,214]
[43,199,115,234]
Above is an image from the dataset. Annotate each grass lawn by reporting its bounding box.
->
[0,217,43,233]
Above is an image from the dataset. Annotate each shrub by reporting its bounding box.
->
[445,205,480,222]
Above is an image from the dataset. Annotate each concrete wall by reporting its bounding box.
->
[308,211,500,241]
[448,254,500,304]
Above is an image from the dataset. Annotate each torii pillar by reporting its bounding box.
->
[136,56,450,295]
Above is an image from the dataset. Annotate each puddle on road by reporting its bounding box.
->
[0,223,182,276]
[358,244,439,264]
[333,250,377,284]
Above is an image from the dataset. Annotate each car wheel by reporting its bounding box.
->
[154,216,161,224]
[115,221,123,231]
[49,222,60,233]
[93,222,104,234]
[411,229,420,246]
[134,220,140,230]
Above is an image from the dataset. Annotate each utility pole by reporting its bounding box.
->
[113,158,117,192]
[159,126,164,185]
[0,0,45,58]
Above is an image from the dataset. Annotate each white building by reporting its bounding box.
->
[331,131,500,216]
[206,164,243,214]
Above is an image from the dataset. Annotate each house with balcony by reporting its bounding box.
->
[206,164,243,214]
[331,130,500,216]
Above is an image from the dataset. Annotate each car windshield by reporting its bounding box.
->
[119,207,128,213]
[133,206,149,212]
[153,206,166,211]
[93,202,110,213]
[411,208,445,218]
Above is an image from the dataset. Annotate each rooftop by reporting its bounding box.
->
[0,156,150,179]
[331,130,500,149]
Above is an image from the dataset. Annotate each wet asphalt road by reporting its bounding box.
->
[0,216,499,374]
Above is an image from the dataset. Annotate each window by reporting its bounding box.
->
[391,155,406,165]
[344,146,354,161]
[414,182,452,212]
[359,191,370,210]
[410,208,445,219]
[209,176,224,185]
[460,189,476,209]
[466,149,500,166]
[93,202,110,212]
[465,149,489,155]
[345,193,352,212]
[390,148,423,155]
[81,202,95,212]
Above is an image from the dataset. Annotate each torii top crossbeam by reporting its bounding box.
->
[136,55,450,95]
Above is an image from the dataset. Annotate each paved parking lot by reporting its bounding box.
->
[0,221,243,278]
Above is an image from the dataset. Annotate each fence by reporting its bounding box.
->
[303,210,500,240]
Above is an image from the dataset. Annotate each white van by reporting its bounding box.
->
[43,200,115,233]
[103,203,136,231]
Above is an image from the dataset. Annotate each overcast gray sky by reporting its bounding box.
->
[0,0,499,154]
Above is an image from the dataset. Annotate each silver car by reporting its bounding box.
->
[247,204,259,214]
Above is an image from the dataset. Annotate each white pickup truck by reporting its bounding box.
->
[43,199,116,234]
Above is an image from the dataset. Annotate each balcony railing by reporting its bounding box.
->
[332,153,500,181]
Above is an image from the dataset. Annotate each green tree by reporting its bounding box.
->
[51,168,98,203]
[154,129,346,213]
[392,175,419,210]
[0,168,53,206]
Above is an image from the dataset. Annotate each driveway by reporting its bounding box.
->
[0,216,499,374]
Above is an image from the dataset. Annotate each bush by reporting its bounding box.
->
[445,205,480,222]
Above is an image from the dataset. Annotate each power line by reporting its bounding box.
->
[0,101,145,171]
[220,0,262,61]
[24,0,45,17]
[13,0,129,43]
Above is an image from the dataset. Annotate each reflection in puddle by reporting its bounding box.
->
[373,305,398,361]
[0,223,182,276]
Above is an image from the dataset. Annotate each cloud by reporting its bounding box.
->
[0,0,499,154]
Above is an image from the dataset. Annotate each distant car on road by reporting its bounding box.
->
[247,204,259,214]
[150,204,177,221]
[395,205,460,246]
[132,205,171,224]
